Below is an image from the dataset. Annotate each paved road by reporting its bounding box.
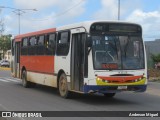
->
[0,70,11,78]
[0,70,160,120]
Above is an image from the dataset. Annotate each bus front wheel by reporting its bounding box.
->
[58,73,70,98]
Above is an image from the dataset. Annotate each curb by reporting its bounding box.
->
[0,67,11,71]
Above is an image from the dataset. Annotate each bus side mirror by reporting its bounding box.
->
[87,37,92,47]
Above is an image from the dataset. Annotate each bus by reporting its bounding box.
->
[11,21,147,98]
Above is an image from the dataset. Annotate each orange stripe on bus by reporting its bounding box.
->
[20,56,54,74]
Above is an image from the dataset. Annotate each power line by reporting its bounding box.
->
[24,0,84,21]
[0,6,37,34]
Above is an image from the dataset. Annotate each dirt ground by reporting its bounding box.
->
[148,69,160,81]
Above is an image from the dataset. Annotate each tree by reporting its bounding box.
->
[151,53,160,69]
[0,35,11,59]
[151,54,160,63]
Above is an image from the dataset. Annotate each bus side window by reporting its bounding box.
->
[47,33,56,55]
[37,35,45,55]
[29,36,37,46]
[28,36,36,55]
[21,38,28,55]
[56,31,70,56]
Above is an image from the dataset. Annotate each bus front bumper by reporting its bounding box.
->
[83,85,147,94]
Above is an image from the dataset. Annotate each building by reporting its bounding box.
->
[4,50,11,62]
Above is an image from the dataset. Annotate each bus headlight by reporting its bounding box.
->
[97,77,109,83]
[135,76,144,82]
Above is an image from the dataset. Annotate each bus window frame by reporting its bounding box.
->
[56,30,70,56]
[22,37,28,47]
[29,36,37,46]
[47,32,57,55]
[28,36,37,55]
[37,35,45,46]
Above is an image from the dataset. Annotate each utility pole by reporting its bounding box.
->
[12,9,26,35]
[0,6,37,34]
[118,0,120,20]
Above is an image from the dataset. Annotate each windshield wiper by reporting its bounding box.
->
[107,51,115,61]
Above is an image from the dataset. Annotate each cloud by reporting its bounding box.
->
[4,0,86,35]
[14,0,58,10]
[3,12,57,34]
[126,9,160,40]
[93,0,142,20]
[92,0,160,41]
[53,0,86,24]
[93,0,118,20]
[14,0,85,12]
[21,12,57,32]
[3,15,16,35]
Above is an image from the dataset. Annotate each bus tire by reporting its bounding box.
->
[22,70,33,88]
[103,93,116,98]
[58,73,70,98]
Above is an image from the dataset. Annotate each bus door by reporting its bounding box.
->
[14,42,20,78]
[71,29,87,91]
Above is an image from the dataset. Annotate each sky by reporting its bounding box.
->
[0,0,160,41]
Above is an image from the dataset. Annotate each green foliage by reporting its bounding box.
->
[147,59,154,69]
[0,35,11,59]
[151,53,160,63]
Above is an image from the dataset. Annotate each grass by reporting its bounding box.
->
[149,77,160,82]
[148,68,160,82]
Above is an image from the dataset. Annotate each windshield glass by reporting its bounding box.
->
[92,35,144,70]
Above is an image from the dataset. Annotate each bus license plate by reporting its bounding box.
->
[118,86,127,90]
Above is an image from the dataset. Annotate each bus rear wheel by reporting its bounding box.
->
[22,70,36,88]
[103,93,116,98]
[58,73,70,98]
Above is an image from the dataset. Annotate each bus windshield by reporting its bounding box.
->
[92,35,144,70]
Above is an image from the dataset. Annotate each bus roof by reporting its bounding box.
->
[57,20,142,32]
[14,20,141,41]
[15,28,56,41]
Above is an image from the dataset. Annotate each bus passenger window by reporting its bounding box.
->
[38,36,44,45]
[59,32,69,43]
[21,38,28,55]
[37,35,45,55]
[49,34,55,47]
[49,33,56,55]
[28,37,36,55]
[22,38,28,47]
[56,31,70,56]
[30,37,37,46]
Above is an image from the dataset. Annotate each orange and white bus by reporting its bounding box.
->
[11,21,147,98]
